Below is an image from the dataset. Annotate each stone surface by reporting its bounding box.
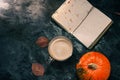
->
[0,0,120,80]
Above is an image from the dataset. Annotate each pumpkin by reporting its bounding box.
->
[76,51,111,80]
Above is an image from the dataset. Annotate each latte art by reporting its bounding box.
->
[48,36,73,61]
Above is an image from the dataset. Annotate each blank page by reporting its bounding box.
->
[73,8,112,48]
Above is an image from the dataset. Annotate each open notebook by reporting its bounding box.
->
[52,0,113,49]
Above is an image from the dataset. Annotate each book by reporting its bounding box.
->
[52,0,113,49]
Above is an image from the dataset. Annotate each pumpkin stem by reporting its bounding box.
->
[88,63,97,70]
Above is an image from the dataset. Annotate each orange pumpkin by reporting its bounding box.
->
[76,51,111,80]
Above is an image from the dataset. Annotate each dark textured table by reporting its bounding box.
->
[0,0,120,80]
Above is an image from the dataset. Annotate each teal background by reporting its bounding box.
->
[0,0,120,80]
